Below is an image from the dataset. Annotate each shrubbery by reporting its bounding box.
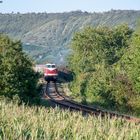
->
[0,34,39,103]
[68,24,140,115]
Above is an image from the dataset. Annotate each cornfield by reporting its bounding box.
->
[0,99,140,140]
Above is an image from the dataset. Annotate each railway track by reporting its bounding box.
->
[43,81,140,123]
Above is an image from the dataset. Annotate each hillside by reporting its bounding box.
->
[0,10,140,64]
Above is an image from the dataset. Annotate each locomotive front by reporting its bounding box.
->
[44,63,58,81]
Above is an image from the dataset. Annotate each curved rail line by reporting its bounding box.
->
[43,81,140,123]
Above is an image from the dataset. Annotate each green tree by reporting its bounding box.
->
[0,34,39,101]
[115,34,140,113]
[68,24,137,113]
[135,19,140,35]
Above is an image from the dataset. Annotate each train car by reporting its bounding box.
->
[44,63,58,81]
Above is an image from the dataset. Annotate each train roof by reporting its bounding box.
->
[45,63,56,65]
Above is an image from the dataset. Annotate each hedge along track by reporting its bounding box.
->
[43,81,140,123]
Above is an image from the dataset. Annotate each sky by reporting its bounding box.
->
[0,0,140,13]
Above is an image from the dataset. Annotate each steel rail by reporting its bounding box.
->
[44,82,140,123]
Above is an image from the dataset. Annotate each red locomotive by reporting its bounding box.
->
[44,63,58,81]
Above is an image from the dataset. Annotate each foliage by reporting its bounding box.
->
[115,34,140,113]
[0,34,39,102]
[135,19,140,35]
[0,99,140,140]
[68,24,140,114]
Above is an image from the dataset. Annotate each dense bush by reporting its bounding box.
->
[68,24,140,114]
[0,34,39,102]
[115,34,140,113]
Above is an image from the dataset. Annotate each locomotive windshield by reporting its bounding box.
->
[46,64,56,68]
[52,65,55,68]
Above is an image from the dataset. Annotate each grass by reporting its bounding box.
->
[0,99,140,140]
